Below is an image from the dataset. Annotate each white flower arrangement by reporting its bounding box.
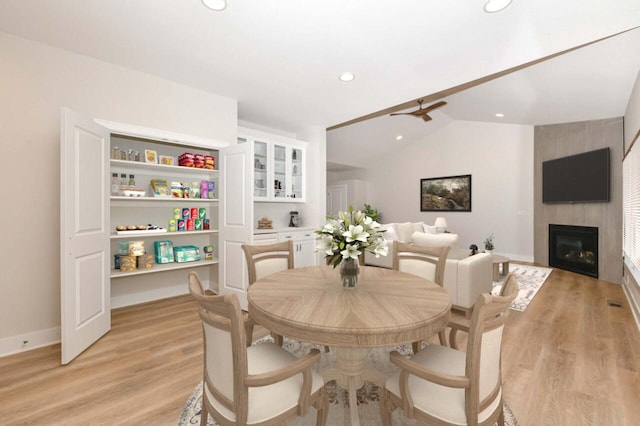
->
[316,206,389,268]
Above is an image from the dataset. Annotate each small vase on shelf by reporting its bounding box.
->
[340,258,359,288]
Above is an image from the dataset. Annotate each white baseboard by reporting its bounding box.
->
[0,327,60,358]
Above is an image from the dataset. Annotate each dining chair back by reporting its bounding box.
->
[392,241,450,286]
[381,273,519,426]
[188,271,328,426]
[393,241,450,349]
[242,240,294,285]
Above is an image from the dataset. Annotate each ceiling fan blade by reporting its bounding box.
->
[421,100,447,114]
[389,100,446,119]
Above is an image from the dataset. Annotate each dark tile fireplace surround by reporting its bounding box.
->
[549,224,599,278]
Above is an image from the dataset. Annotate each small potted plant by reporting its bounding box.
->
[484,234,495,254]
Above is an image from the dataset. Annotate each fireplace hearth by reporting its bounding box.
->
[549,224,598,278]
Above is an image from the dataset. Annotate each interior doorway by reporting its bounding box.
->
[326,184,348,217]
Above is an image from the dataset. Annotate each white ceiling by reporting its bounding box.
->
[1,0,639,167]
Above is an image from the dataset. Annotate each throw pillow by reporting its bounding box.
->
[382,224,399,241]
[423,224,437,234]
[395,222,416,243]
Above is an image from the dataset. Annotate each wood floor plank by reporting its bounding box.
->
[0,264,639,425]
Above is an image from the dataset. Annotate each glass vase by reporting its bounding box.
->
[340,258,359,288]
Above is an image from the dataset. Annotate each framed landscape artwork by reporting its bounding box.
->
[420,174,472,212]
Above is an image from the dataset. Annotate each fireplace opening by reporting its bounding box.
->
[549,224,598,278]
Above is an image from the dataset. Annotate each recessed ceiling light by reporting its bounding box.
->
[396,135,403,141]
[339,72,355,82]
[202,0,227,11]
[484,0,512,13]
[495,113,505,118]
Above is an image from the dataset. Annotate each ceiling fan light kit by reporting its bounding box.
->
[484,0,512,13]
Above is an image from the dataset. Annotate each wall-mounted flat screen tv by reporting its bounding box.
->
[542,147,610,203]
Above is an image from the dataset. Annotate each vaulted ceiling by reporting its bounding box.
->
[1,0,639,168]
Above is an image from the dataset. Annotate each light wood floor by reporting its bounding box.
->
[1,266,638,425]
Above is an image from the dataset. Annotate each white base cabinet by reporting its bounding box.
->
[278,230,317,268]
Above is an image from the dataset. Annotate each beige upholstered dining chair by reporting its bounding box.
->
[189,271,329,426]
[190,271,255,345]
[242,240,294,287]
[447,273,519,350]
[393,241,450,350]
[242,241,294,347]
[379,273,518,426]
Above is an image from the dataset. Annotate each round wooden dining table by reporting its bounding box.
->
[247,265,451,426]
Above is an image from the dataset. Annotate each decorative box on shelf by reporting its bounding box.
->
[257,217,273,229]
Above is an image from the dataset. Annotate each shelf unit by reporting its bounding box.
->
[109,133,220,292]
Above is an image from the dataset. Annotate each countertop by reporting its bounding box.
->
[253,226,316,235]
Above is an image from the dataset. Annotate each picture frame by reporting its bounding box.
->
[144,149,158,164]
[159,155,174,166]
[420,174,472,212]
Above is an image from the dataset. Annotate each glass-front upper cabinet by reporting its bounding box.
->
[238,136,269,201]
[273,143,287,200]
[291,146,303,200]
[238,131,306,202]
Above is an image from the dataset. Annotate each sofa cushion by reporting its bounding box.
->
[412,232,459,250]
[396,222,424,243]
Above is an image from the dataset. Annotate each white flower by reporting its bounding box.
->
[370,239,389,258]
[340,244,360,260]
[343,225,370,243]
[316,207,388,268]
[365,217,381,229]
[317,234,338,255]
[322,219,341,234]
[338,211,350,225]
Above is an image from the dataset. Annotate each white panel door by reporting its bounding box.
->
[219,143,252,309]
[327,184,348,216]
[60,108,110,364]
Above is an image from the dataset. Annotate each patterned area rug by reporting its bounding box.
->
[179,338,519,426]
[492,263,553,312]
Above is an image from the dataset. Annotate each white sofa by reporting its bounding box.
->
[364,222,493,316]
[412,232,493,316]
[364,221,429,269]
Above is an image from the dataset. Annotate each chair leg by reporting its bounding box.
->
[324,345,331,353]
[497,401,505,426]
[272,332,284,346]
[411,341,421,354]
[245,322,255,346]
[438,330,447,346]
[449,328,460,350]
[379,391,393,426]
[314,387,329,426]
[200,397,208,426]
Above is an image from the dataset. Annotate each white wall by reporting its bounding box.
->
[625,71,640,150]
[329,120,534,261]
[0,32,237,353]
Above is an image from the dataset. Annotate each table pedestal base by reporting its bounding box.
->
[320,347,386,426]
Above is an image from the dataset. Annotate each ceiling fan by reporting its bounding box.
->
[390,100,447,121]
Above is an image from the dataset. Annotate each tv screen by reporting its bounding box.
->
[542,147,610,203]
